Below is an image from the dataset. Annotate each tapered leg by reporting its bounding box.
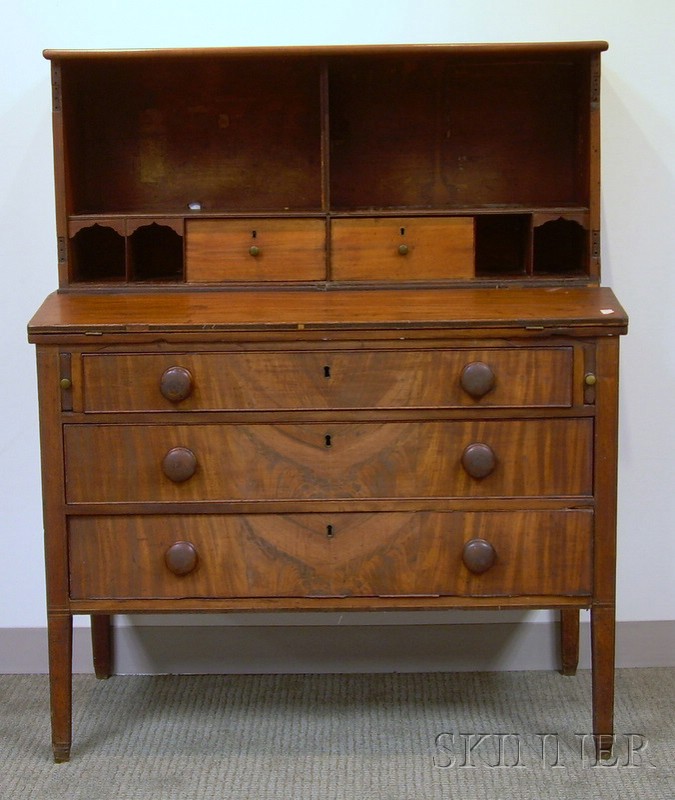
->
[48,612,73,762]
[591,604,615,760]
[559,609,580,676]
[91,614,113,679]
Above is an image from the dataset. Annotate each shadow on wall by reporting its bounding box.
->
[117,615,569,675]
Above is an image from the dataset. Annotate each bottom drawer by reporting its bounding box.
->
[68,510,592,600]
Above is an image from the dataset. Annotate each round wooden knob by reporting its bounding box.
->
[398,243,409,255]
[160,366,193,402]
[461,442,496,479]
[165,541,198,576]
[462,538,496,574]
[460,361,496,399]
[249,245,261,256]
[162,447,197,483]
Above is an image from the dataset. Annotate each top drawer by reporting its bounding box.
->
[80,347,573,413]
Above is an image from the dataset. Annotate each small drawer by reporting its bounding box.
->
[63,419,592,503]
[68,509,593,600]
[185,218,326,282]
[331,217,474,281]
[80,346,574,412]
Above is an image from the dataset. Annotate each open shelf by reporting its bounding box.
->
[50,45,601,287]
[328,54,589,211]
[69,219,185,283]
[70,223,126,282]
[62,56,323,215]
[128,223,184,282]
[475,215,531,278]
[533,217,588,275]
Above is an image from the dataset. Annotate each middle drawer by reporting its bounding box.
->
[64,419,592,503]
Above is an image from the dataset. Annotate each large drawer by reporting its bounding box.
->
[68,510,593,600]
[80,347,574,412]
[64,419,593,503]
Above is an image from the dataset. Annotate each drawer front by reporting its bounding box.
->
[81,347,574,412]
[331,217,475,281]
[64,419,592,503]
[185,218,326,282]
[68,510,593,599]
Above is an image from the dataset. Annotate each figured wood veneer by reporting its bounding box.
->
[81,347,574,412]
[68,510,593,600]
[64,419,593,504]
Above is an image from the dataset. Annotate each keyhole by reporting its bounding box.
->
[324,434,332,448]
[323,365,331,379]
[398,227,409,255]
[326,524,334,538]
[252,230,257,239]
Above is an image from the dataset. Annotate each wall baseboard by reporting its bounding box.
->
[2,619,673,674]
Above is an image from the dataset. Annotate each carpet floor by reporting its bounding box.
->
[1,668,674,799]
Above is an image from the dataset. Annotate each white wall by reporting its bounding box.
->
[1,1,673,639]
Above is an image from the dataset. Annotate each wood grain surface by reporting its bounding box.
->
[81,347,573,412]
[28,287,627,337]
[64,418,592,503]
[68,509,593,599]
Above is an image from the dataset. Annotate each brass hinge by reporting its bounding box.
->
[590,56,601,109]
[57,236,67,263]
[591,230,600,260]
[51,64,62,113]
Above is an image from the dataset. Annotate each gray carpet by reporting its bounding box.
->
[2,669,674,799]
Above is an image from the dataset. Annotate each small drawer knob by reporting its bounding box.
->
[160,366,193,403]
[462,538,496,574]
[584,373,597,386]
[460,361,496,399]
[59,377,72,391]
[162,447,197,483]
[461,442,496,479]
[165,541,198,576]
[398,243,409,255]
[249,245,261,256]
